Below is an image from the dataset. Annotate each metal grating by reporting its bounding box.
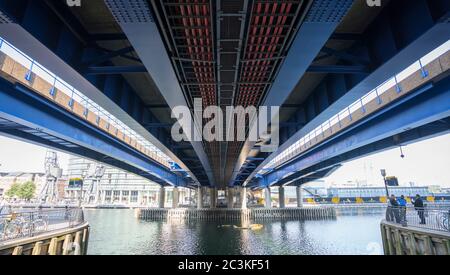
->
[304,0,353,23]
[151,0,310,185]
[229,0,306,158]
[0,10,13,24]
[105,0,154,23]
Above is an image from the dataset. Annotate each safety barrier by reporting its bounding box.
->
[381,220,450,255]
[264,42,450,171]
[0,222,89,255]
[138,207,336,221]
[0,36,171,168]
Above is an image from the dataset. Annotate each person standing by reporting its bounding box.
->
[387,195,399,223]
[397,195,407,226]
[412,194,426,224]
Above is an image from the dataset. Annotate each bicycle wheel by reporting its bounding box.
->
[33,219,48,233]
[4,223,20,239]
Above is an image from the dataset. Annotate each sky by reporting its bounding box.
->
[0,133,449,187]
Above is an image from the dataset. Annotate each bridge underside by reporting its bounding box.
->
[0,0,448,193]
[0,77,186,187]
[255,71,450,188]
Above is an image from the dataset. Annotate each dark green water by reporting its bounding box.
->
[84,209,384,255]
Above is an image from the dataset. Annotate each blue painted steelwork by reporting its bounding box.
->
[255,75,450,187]
[0,77,188,187]
[84,66,148,75]
[230,0,355,186]
[0,0,210,185]
[233,0,450,186]
[102,0,215,186]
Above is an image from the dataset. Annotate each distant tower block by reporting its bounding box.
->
[39,151,62,203]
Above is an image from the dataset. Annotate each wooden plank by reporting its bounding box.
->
[47,237,59,255]
[62,234,73,255]
[12,246,23,255]
[32,241,43,256]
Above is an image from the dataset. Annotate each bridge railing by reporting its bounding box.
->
[385,206,450,233]
[0,208,84,243]
[264,40,450,171]
[0,36,171,168]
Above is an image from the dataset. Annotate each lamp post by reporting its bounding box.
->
[380,169,389,198]
[79,168,88,207]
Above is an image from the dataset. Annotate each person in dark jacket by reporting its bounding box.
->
[412,194,426,224]
[387,195,400,223]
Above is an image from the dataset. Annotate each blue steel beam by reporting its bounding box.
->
[306,65,370,74]
[0,0,209,185]
[235,0,450,186]
[82,46,135,66]
[256,74,450,187]
[84,65,148,75]
[269,117,450,188]
[103,0,215,186]
[0,77,187,187]
[230,0,355,186]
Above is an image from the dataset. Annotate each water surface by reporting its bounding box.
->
[84,209,384,255]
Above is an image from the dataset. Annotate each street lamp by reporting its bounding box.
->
[79,168,88,207]
[380,169,389,198]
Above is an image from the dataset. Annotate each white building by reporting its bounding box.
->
[65,157,192,207]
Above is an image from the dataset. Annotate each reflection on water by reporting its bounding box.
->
[84,209,384,255]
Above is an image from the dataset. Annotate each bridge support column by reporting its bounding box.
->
[227,187,234,208]
[197,187,204,209]
[158,186,165,208]
[296,186,303,207]
[172,187,179,208]
[279,186,285,208]
[240,187,247,209]
[210,188,217,208]
[265,187,272,208]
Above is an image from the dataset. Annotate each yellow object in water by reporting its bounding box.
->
[249,224,263,230]
[232,224,263,230]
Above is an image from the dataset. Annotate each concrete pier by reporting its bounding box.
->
[158,186,165,208]
[296,186,303,208]
[279,186,285,208]
[197,187,204,209]
[172,187,179,208]
[210,188,217,208]
[264,187,272,208]
[138,207,336,221]
[227,187,234,208]
[240,187,247,209]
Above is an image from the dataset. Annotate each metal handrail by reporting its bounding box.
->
[0,208,84,243]
[263,40,450,171]
[385,206,450,233]
[0,36,172,168]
